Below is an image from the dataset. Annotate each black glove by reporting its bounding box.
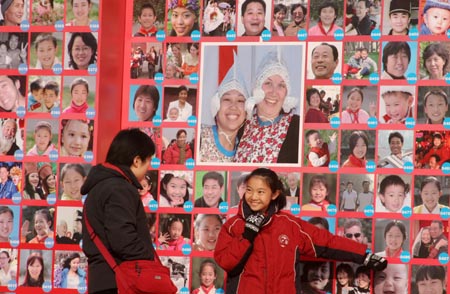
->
[363,253,387,271]
[242,213,265,242]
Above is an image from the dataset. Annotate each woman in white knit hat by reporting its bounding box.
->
[234,48,299,163]
[199,51,248,163]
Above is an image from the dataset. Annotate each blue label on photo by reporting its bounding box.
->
[226,30,236,41]
[367,117,378,128]
[16,106,26,118]
[217,289,225,294]
[52,63,63,74]
[50,107,60,118]
[154,72,164,83]
[88,64,98,75]
[327,204,337,216]
[190,73,199,84]
[331,73,342,84]
[14,150,23,161]
[290,204,300,215]
[366,161,376,172]
[334,29,344,40]
[409,27,419,40]
[153,115,162,126]
[328,160,339,172]
[49,150,59,161]
[46,193,56,205]
[297,29,307,41]
[444,118,450,128]
[330,116,340,128]
[400,251,410,263]
[370,28,381,40]
[18,63,28,74]
[405,117,415,128]
[7,280,17,291]
[54,20,64,31]
[403,162,414,173]
[219,202,229,213]
[45,237,54,248]
[181,244,192,255]
[42,281,52,292]
[149,200,158,211]
[442,162,450,174]
[151,158,160,168]
[86,107,96,119]
[78,282,88,293]
[440,207,450,219]
[156,30,166,41]
[406,73,417,84]
[438,253,449,264]
[185,158,195,169]
[9,238,19,248]
[447,29,450,38]
[191,30,201,41]
[12,193,21,204]
[261,29,271,41]
[401,206,412,218]
[364,205,375,217]
[83,151,94,162]
[90,20,100,32]
[366,248,372,254]
[180,287,190,294]
[369,73,379,84]
[184,200,193,212]
[187,115,197,126]
[445,73,450,84]
[20,20,30,31]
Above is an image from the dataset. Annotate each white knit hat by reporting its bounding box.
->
[246,48,296,119]
[211,51,249,119]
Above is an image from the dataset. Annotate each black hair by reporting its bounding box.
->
[290,3,306,16]
[30,78,43,92]
[202,171,224,187]
[388,131,404,144]
[244,168,286,211]
[423,43,449,77]
[382,42,411,70]
[308,217,329,231]
[384,220,406,242]
[241,0,266,16]
[63,252,81,270]
[312,43,339,61]
[24,174,45,200]
[347,88,364,102]
[159,173,190,207]
[67,32,98,69]
[274,3,287,15]
[318,1,338,20]
[0,206,13,218]
[348,131,368,157]
[44,80,59,97]
[379,175,409,195]
[133,85,160,121]
[415,265,446,283]
[139,3,156,16]
[420,176,441,192]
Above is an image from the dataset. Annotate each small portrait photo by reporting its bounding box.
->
[161,127,195,165]
[417,86,450,124]
[59,163,90,201]
[337,217,372,246]
[412,265,447,294]
[379,85,416,124]
[341,86,377,124]
[199,43,304,165]
[303,129,338,167]
[194,171,227,208]
[298,261,334,294]
[283,1,307,37]
[202,0,236,36]
[237,0,272,36]
[0,0,29,26]
[419,42,450,80]
[340,130,375,168]
[192,213,226,251]
[25,119,59,157]
[0,248,18,285]
[66,0,100,27]
[382,0,418,36]
[18,249,52,288]
[0,162,21,198]
[308,0,344,37]
[27,76,61,113]
[343,42,379,80]
[301,173,336,212]
[302,216,335,233]
[335,262,357,294]
[0,206,20,243]
[62,75,96,115]
[130,42,163,79]
[167,0,201,37]
[159,170,193,208]
[191,258,225,293]
[0,119,23,156]
[21,206,54,243]
[307,41,342,79]
[128,85,162,122]
[31,0,64,26]
[60,119,94,157]
[279,171,300,209]
[53,250,87,289]
[413,175,449,214]
[139,170,158,207]
[411,220,449,259]
[156,213,192,251]
[377,130,414,168]
[0,76,26,112]
[64,32,98,70]
[380,41,417,80]
[35,163,56,199]
[147,213,157,242]
[132,0,165,36]
[30,32,63,70]
[165,43,186,80]
[345,0,380,36]
[55,206,83,244]
[374,263,409,294]
[420,0,450,36]
[0,32,28,69]
[163,85,197,122]
[160,256,190,292]
[229,171,250,208]
[374,219,410,258]
[415,131,450,169]
[304,85,340,123]
[375,174,412,213]
[338,174,375,212]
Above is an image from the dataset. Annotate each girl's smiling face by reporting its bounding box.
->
[424,94,448,124]
[421,228,431,244]
[168,220,183,240]
[35,128,51,152]
[62,168,85,200]
[196,216,221,251]
[309,93,321,109]
[352,137,367,159]
[29,172,40,188]
[244,176,279,213]
[320,6,336,26]
[28,259,42,280]
[36,40,57,69]
[347,91,363,112]
[171,7,197,36]
[70,257,80,272]
[71,84,88,106]
[200,264,216,287]
[385,225,404,252]
[62,120,90,156]
[310,182,328,204]
[34,213,50,237]
[165,177,187,206]
[420,182,442,212]
[217,90,246,134]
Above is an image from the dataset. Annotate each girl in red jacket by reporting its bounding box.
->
[214,168,387,294]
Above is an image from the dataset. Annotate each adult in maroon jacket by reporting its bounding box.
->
[214,168,387,294]
[163,129,193,164]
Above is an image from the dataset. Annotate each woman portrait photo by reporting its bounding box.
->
[420,42,450,80]
[417,86,450,125]
[168,0,200,37]
[341,130,375,168]
[66,0,99,26]
[54,251,87,289]
[64,32,98,70]
[19,250,52,288]
[374,219,410,258]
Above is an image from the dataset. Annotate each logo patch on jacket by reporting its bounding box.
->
[278,234,289,247]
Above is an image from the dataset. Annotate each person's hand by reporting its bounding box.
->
[243,213,265,242]
[20,43,28,61]
[329,132,337,142]
[369,101,377,117]
[363,253,387,271]
[158,232,170,244]
[21,220,31,240]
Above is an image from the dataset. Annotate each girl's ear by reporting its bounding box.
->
[271,190,280,200]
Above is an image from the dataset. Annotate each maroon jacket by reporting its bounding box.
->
[163,143,193,164]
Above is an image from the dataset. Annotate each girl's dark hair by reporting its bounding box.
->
[424,89,448,106]
[41,174,54,197]
[61,164,86,181]
[106,128,156,166]
[24,174,44,200]
[348,131,369,156]
[347,87,364,102]
[67,32,98,69]
[22,254,45,287]
[420,176,441,192]
[164,216,189,238]
[415,265,446,283]
[423,43,449,76]
[63,252,81,270]
[245,168,286,211]
[336,263,354,294]
[199,259,217,277]
[308,217,329,231]
[274,3,287,14]
[160,173,190,207]
[0,206,13,218]
[379,175,409,195]
[384,221,407,242]
[318,1,338,19]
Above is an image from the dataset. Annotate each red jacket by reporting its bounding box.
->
[163,143,193,164]
[307,144,330,167]
[214,202,368,294]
